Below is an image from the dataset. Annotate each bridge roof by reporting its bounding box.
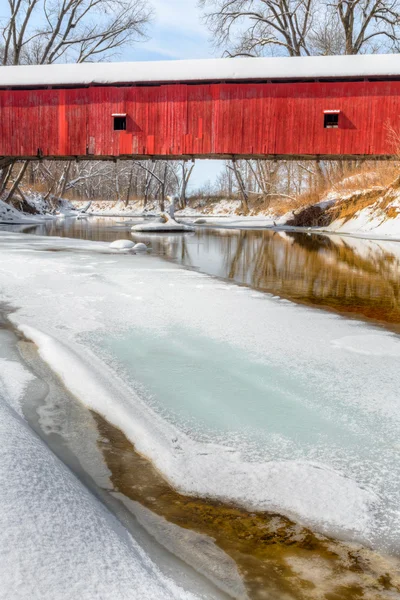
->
[1,54,400,88]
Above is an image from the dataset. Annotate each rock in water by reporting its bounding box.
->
[133,243,148,252]
[194,218,207,224]
[110,240,135,250]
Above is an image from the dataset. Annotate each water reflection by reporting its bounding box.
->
[23,217,400,328]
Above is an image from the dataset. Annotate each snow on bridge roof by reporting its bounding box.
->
[1,54,400,88]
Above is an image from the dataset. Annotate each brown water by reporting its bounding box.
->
[93,411,400,600]
[24,217,400,329]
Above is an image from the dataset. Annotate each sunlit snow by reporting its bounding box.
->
[0,351,207,600]
[1,231,400,554]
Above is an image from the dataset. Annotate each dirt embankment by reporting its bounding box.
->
[288,175,400,232]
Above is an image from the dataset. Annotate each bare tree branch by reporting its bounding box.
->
[1,0,153,65]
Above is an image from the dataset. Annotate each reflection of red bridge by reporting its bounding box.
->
[1,55,400,162]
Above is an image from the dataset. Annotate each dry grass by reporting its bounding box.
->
[329,188,384,223]
[329,161,400,195]
[245,190,322,217]
[286,160,400,227]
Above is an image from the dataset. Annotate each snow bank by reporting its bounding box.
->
[290,178,400,238]
[183,215,286,229]
[0,199,43,224]
[2,54,400,88]
[0,352,202,600]
[326,213,400,237]
[324,197,400,237]
[177,200,243,217]
[83,200,147,217]
[0,194,79,224]
[76,198,280,221]
[132,214,194,232]
[110,239,135,250]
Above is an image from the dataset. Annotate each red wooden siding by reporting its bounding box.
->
[1,80,400,158]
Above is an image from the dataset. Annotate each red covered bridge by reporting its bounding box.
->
[1,55,400,162]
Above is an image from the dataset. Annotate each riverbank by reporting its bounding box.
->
[70,169,400,239]
[0,319,221,600]
[2,311,400,599]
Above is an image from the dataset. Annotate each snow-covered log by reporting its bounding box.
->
[131,213,194,233]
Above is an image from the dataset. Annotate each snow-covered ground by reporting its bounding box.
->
[76,195,400,238]
[1,232,400,557]
[289,177,400,239]
[0,198,48,224]
[82,199,147,217]
[0,195,87,225]
[76,198,249,218]
[74,199,289,229]
[0,327,223,600]
[323,202,400,238]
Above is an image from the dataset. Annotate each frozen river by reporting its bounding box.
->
[1,221,400,598]
[22,216,400,327]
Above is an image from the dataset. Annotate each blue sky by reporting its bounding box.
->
[122,0,223,190]
[125,0,214,62]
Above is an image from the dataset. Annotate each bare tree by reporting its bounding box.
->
[199,0,316,57]
[4,161,28,200]
[332,0,400,55]
[309,12,345,54]
[200,0,400,57]
[1,0,153,66]
[0,0,152,205]
[172,161,195,209]
[228,160,249,212]
[0,160,15,194]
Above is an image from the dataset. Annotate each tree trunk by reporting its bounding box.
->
[6,161,28,201]
[315,161,326,189]
[115,161,120,202]
[125,162,135,206]
[144,169,151,208]
[159,163,168,212]
[180,161,195,209]
[0,161,15,194]
[59,162,72,198]
[232,161,249,214]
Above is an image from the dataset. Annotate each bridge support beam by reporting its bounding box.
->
[0,158,15,170]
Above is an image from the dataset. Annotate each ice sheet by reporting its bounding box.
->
[0,330,213,600]
[1,232,400,553]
